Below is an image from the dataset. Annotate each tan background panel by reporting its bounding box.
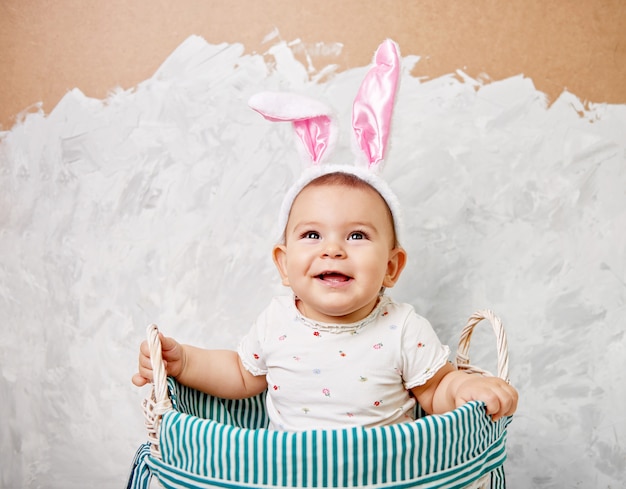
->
[1,0,625,130]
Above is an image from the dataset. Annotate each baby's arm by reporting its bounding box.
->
[132,334,268,399]
[411,363,518,421]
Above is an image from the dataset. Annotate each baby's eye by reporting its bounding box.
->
[349,231,367,240]
[302,231,321,240]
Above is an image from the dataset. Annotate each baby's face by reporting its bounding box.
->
[273,183,406,324]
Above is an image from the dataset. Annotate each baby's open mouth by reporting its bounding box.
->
[317,272,352,283]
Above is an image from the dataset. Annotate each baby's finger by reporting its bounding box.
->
[139,340,150,357]
[500,383,519,417]
[136,347,155,382]
[488,383,518,420]
[131,373,149,387]
[138,350,153,369]
[482,393,503,420]
[159,334,178,353]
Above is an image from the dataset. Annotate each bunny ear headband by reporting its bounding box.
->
[249,39,403,243]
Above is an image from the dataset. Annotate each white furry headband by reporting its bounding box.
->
[249,39,403,242]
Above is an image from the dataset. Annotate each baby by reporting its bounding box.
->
[132,169,518,431]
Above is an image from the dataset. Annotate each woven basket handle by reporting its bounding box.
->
[142,323,172,460]
[455,310,510,382]
[146,323,172,408]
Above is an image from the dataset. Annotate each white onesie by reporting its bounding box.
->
[238,295,450,431]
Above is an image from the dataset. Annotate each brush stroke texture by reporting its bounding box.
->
[0,35,624,488]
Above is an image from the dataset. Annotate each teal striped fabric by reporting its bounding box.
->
[127,378,511,488]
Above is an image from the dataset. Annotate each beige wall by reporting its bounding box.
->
[1,0,625,129]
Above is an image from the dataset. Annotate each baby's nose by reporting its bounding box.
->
[322,241,346,258]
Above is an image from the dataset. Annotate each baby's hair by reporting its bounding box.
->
[298,171,399,247]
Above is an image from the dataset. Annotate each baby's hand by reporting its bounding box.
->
[454,375,518,421]
[131,334,186,387]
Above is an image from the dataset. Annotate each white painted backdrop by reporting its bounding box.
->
[1,36,624,488]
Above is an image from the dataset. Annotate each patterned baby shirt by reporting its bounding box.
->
[238,295,450,431]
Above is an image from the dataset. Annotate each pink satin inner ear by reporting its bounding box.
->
[352,40,400,168]
[293,115,332,164]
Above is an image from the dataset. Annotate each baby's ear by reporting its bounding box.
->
[272,244,290,287]
[383,247,407,288]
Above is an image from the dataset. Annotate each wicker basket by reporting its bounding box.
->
[127,309,512,489]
